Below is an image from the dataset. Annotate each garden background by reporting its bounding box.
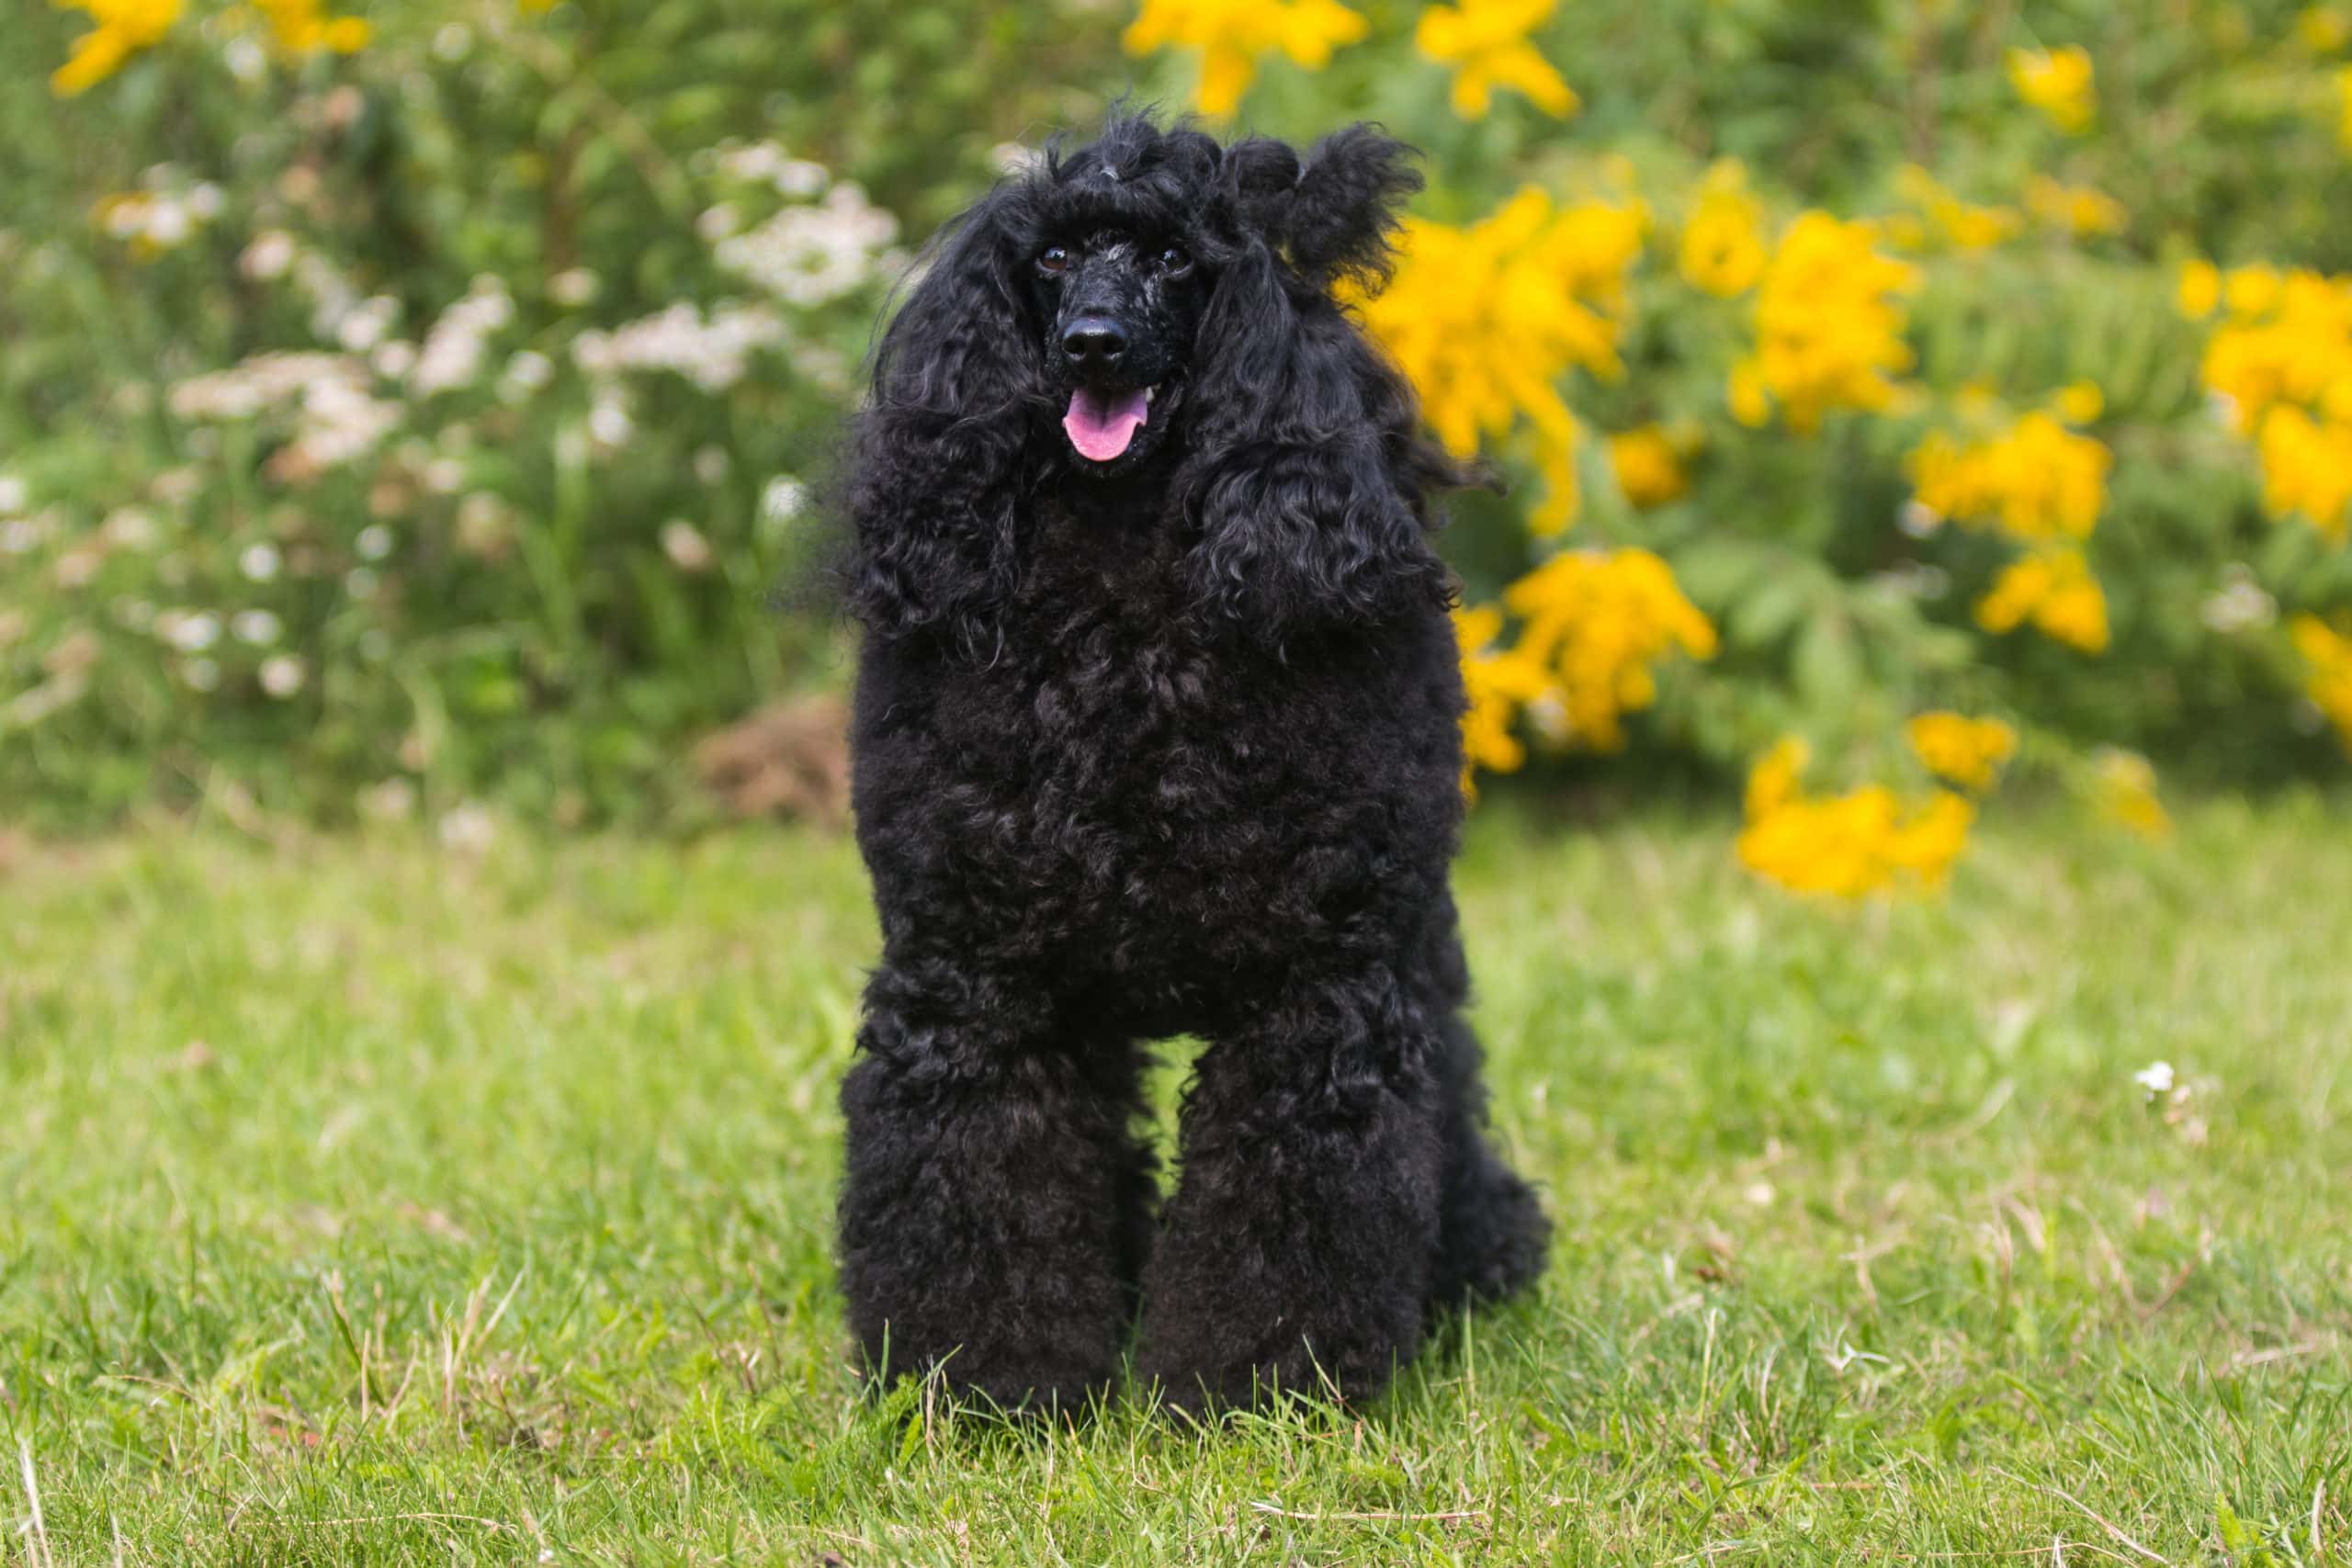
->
[4,1,2352,1562]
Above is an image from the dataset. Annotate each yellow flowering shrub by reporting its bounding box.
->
[2091,750,2173,840]
[1453,605,1554,793]
[2008,45,2097,133]
[254,0,368,55]
[1122,0,1365,116]
[1677,160,1767,298]
[1606,424,1692,510]
[1905,713,2018,793]
[1413,0,1577,120]
[1495,548,1716,753]
[2290,615,2352,754]
[51,0,182,95]
[1736,739,1976,897]
[1892,165,2020,253]
[1352,188,1645,534]
[1731,212,1921,434]
[20,1,2352,829]
[2024,177,2126,237]
[1906,412,2110,541]
[1976,549,2111,655]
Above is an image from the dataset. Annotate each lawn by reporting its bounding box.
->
[2,801,2347,1565]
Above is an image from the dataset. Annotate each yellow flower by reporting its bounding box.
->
[2178,259,2222,319]
[2303,5,2352,51]
[1501,548,1716,750]
[1415,0,1577,119]
[2007,44,2096,133]
[254,0,368,54]
[1353,187,1646,534]
[1907,412,2111,541]
[1123,0,1366,117]
[1905,712,2018,793]
[1606,424,1693,509]
[2091,750,2172,840]
[2256,406,2352,540]
[1737,739,1976,897]
[1893,165,2020,252]
[1976,548,2110,654]
[2025,176,2126,236]
[1678,160,1768,297]
[1453,604,1555,795]
[2052,380,2106,425]
[1734,211,1921,434]
[51,0,182,96]
[2290,614,2352,755]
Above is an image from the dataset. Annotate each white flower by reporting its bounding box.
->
[356,524,394,561]
[187,183,224,221]
[759,475,807,523]
[2199,566,2276,635]
[695,204,742,243]
[589,399,634,446]
[413,279,515,395]
[240,542,283,582]
[1897,499,1943,537]
[241,231,297,281]
[258,655,306,698]
[372,340,418,379]
[345,567,379,599]
[232,609,283,646]
[714,182,901,307]
[2133,1061,2176,1100]
[438,803,496,854]
[182,657,221,692]
[336,296,400,354]
[502,349,555,393]
[548,267,599,307]
[692,446,731,483]
[571,302,785,393]
[225,35,267,82]
[162,611,222,652]
[661,519,714,572]
[0,475,27,513]
[1,519,44,555]
[431,23,472,60]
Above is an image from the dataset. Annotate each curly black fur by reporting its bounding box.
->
[835,110,1549,1417]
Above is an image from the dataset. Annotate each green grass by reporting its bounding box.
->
[3,800,2349,1565]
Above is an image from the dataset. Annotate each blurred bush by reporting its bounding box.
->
[0,0,1120,826]
[6,0,2352,851]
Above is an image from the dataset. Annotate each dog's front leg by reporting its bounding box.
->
[837,958,1142,1416]
[1137,969,1444,1414]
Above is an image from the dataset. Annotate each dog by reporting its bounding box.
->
[834,110,1549,1416]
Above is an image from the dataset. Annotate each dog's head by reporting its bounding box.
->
[846,111,1461,648]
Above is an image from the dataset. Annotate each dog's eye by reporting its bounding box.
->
[1037,246,1070,275]
[1157,245,1193,276]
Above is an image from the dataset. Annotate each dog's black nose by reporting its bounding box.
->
[1061,316,1127,369]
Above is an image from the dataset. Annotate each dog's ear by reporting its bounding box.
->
[1180,236,1453,643]
[1222,125,1420,290]
[844,186,1039,648]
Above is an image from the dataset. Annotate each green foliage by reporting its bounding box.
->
[0,0,1124,826]
[8,0,2352,826]
[2,805,2347,1556]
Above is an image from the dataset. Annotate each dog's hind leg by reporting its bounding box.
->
[1418,916,1551,1314]
[837,953,1147,1416]
[1135,966,1446,1414]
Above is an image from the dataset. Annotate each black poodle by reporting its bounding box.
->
[834,110,1549,1416]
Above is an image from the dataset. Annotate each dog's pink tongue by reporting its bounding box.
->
[1063,387,1148,460]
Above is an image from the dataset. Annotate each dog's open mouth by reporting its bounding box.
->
[1063,384,1156,462]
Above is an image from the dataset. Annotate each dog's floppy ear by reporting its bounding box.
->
[844,185,1039,648]
[1179,231,1453,643]
[1223,125,1421,290]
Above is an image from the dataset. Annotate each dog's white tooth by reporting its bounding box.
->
[1144,385,1156,405]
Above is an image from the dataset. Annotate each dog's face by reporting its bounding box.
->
[1024,217,1211,474]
